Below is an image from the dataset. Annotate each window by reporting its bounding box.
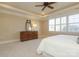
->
[68,14,79,23]
[61,16,67,24]
[48,19,55,31]
[56,18,60,31]
[56,18,60,24]
[68,14,79,32]
[48,13,79,32]
[68,24,79,32]
[61,16,67,32]
[56,25,60,31]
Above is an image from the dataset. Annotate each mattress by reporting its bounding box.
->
[37,35,79,57]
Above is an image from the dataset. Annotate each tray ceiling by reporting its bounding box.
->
[0,2,78,17]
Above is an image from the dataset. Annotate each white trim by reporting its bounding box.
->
[0,39,19,45]
[0,3,41,17]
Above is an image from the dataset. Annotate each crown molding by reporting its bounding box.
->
[47,3,79,16]
[0,3,79,18]
[0,3,42,17]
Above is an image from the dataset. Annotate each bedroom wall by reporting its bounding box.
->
[39,19,79,38]
[0,13,39,43]
[39,9,79,38]
[38,17,48,38]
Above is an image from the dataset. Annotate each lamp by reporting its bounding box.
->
[32,23,37,31]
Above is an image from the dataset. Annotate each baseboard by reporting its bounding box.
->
[0,39,19,45]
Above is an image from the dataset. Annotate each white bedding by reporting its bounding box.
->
[37,35,79,57]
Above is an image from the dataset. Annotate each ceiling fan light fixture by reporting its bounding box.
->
[35,2,56,11]
[41,12,45,14]
[41,12,47,17]
[41,14,48,17]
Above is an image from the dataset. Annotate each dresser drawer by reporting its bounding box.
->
[20,31,38,41]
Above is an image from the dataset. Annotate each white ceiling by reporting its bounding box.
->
[0,2,79,17]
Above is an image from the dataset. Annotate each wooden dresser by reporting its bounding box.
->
[20,31,38,41]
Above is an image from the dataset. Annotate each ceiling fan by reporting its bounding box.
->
[35,2,56,11]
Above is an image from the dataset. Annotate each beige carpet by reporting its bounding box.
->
[0,39,44,57]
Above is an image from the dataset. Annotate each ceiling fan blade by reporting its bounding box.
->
[48,6,54,9]
[35,5,43,7]
[42,6,46,11]
[48,2,56,5]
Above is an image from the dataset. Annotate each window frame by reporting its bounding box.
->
[48,16,67,32]
[48,14,79,32]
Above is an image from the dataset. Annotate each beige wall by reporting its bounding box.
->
[1,9,79,42]
[0,13,39,42]
[0,13,26,42]
[39,18,48,38]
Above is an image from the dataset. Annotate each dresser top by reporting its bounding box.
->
[20,31,38,32]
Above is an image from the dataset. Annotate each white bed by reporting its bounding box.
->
[37,35,79,57]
